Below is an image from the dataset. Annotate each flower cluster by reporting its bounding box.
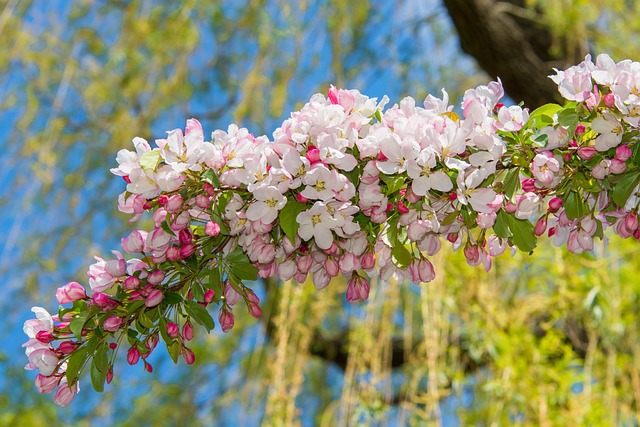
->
[24,54,640,406]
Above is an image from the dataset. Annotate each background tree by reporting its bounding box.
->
[2,0,640,425]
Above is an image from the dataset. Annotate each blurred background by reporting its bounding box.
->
[2,0,640,425]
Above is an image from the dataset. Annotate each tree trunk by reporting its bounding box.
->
[443,0,587,107]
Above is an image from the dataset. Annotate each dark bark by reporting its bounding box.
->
[442,0,588,108]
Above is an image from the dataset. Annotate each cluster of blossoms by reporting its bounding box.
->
[24,54,640,406]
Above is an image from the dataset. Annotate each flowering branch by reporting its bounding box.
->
[23,54,640,406]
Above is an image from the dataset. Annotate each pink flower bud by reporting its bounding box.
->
[306,147,321,163]
[224,282,242,306]
[146,333,159,353]
[248,302,262,319]
[325,258,339,277]
[166,246,181,261]
[106,368,113,384]
[361,251,376,270]
[577,146,597,160]
[58,341,78,354]
[625,213,639,231]
[463,245,480,265]
[219,307,235,333]
[346,274,370,303]
[521,178,536,193]
[145,289,164,307]
[534,216,548,236]
[36,330,54,344]
[165,194,183,213]
[103,316,124,332]
[147,269,166,285]
[405,188,420,203]
[180,243,197,258]
[296,192,309,203]
[297,255,313,274]
[92,292,110,307]
[127,346,140,365]
[204,289,215,304]
[409,259,435,284]
[35,374,60,394]
[205,221,221,237]
[610,159,627,174]
[55,282,85,305]
[504,202,517,213]
[195,194,211,209]
[397,201,410,214]
[109,342,117,350]
[603,93,616,109]
[203,182,216,197]
[615,145,632,162]
[575,124,585,135]
[121,230,147,254]
[182,347,196,365]
[182,321,194,341]
[548,197,563,213]
[123,275,141,290]
[144,360,153,373]
[53,379,78,407]
[158,195,168,206]
[178,229,192,245]
[244,288,260,305]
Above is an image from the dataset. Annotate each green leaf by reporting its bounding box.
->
[527,103,562,127]
[506,215,537,253]
[185,301,215,332]
[90,360,106,393]
[557,108,578,128]
[231,262,258,281]
[278,198,307,242]
[201,168,219,187]
[90,342,108,392]
[564,190,587,220]
[441,210,459,226]
[70,312,89,341]
[502,167,521,201]
[379,173,405,194]
[494,210,512,238]
[167,340,180,363]
[374,109,382,122]
[138,310,154,329]
[161,219,177,236]
[66,345,89,385]
[139,150,162,171]
[163,292,184,305]
[158,317,172,344]
[391,245,412,269]
[382,216,400,247]
[612,169,640,207]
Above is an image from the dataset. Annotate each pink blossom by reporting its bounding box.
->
[218,307,235,333]
[121,230,147,253]
[145,289,164,307]
[205,221,221,236]
[346,274,370,303]
[166,322,179,339]
[35,374,60,394]
[27,348,59,376]
[182,321,194,341]
[103,316,124,332]
[53,377,79,407]
[224,282,242,306]
[55,282,86,304]
[127,346,140,365]
[409,259,435,284]
[531,151,561,187]
[182,347,196,365]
